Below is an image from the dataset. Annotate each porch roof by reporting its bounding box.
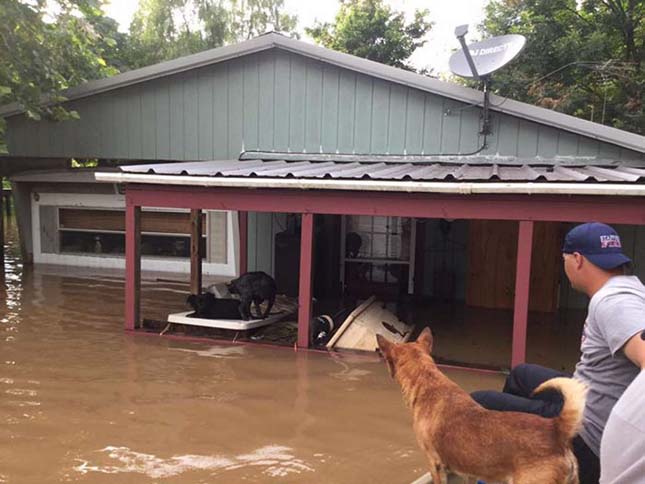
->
[115,154,645,182]
[95,153,645,197]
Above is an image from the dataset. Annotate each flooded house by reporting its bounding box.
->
[2,33,645,371]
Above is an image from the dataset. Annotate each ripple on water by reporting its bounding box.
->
[73,445,315,479]
[171,345,247,359]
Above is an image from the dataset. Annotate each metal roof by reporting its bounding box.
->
[2,32,644,154]
[119,156,645,183]
[10,167,118,183]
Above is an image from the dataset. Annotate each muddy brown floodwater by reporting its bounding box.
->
[1,215,504,484]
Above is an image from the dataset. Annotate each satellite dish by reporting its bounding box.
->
[449,32,526,79]
[447,26,526,137]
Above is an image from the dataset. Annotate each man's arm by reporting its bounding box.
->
[623,331,645,369]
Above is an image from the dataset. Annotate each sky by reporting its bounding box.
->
[103,0,488,76]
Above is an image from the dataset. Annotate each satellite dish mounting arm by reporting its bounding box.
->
[454,25,491,135]
[454,25,480,80]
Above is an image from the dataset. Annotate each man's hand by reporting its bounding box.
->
[623,331,645,369]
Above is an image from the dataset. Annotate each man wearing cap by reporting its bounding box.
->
[471,222,645,484]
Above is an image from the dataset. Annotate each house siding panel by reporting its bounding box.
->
[337,70,356,153]
[197,68,215,159]
[183,71,199,160]
[154,80,171,159]
[353,74,372,153]
[423,95,444,154]
[212,65,229,158]
[289,54,306,152]
[304,60,323,153]
[258,54,275,151]
[126,86,143,159]
[227,59,244,157]
[404,89,425,154]
[321,66,340,152]
[6,48,642,162]
[273,51,291,152]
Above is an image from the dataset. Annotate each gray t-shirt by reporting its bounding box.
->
[573,275,645,457]
[600,370,645,483]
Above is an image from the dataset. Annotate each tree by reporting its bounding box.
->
[306,0,432,71]
[480,0,643,135]
[228,0,298,41]
[126,0,298,69]
[0,0,123,152]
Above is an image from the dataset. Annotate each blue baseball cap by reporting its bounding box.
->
[562,222,631,270]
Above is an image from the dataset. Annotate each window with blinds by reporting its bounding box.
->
[43,207,226,261]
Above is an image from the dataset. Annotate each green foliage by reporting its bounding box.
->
[126,0,299,69]
[70,158,99,168]
[0,0,123,152]
[480,0,644,135]
[306,0,432,71]
[1,0,298,152]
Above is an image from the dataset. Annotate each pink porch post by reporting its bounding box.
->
[239,211,248,274]
[0,178,4,263]
[512,220,534,367]
[190,209,202,295]
[125,201,141,330]
[297,213,314,348]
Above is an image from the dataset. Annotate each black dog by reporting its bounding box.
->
[186,293,241,319]
[226,271,277,321]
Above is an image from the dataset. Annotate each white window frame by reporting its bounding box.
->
[339,215,416,294]
[31,192,239,276]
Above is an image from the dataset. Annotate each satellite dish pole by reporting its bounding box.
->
[454,25,491,135]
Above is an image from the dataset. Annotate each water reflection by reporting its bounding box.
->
[171,345,247,359]
[74,444,315,479]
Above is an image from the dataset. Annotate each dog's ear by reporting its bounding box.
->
[376,334,392,355]
[376,334,397,378]
[417,327,434,353]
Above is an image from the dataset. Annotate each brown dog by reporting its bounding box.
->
[377,328,587,484]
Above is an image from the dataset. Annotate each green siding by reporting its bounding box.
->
[353,74,372,153]
[6,48,644,162]
[183,71,199,160]
[228,60,244,158]
[304,60,323,153]
[423,95,444,153]
[258,54,275,151]
[141,87,157,158]
[212,66,228,158]
[388,84,407,153]
[404,89,424,153]
[273,51,291,151]
[126,86,143,159]
[517,120,538,157]
[197,69,214,159]
[154,80,171,159]
[321,66,340,152]
[243,58,259,151]
[288,56,306,151]
[370,79,389,153]
[336,70,355,152]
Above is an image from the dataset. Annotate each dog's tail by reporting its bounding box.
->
[533,377,587,443]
